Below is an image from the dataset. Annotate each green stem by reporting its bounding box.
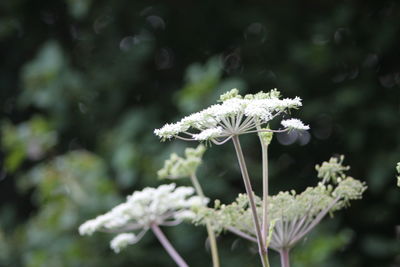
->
[259,136,269,247]
[190,173,205,197]
[190,173,220,267]
[232,135,269,267]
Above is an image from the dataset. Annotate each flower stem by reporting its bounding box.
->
[259,138,269,246]
[232,135,269,267]
[190,173,205,197]
[150,224,189,267]
[227,226,257,243]
[190,173,220,267]
[279,248,290,267]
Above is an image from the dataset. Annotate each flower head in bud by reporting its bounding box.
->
[158,145,206,179]
[315,155,350,184]
[154,88,308,144]
[333,177,367,208]
[195,155,366,252]
[258,128,273,145]
[219,88,241,102]
[244,88,281,100]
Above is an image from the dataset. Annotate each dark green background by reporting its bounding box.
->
[1,0,399,266]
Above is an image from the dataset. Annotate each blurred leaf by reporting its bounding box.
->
[19,41,85,113]
[292,227,353,267]
[13,150,123,267]
[1,116,57,172]
[66,0,92,19]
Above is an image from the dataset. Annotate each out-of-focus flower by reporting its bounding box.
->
[79,183,208,253]
[194,156,367,252]
[110,233,138,253]
[157,144,206,179]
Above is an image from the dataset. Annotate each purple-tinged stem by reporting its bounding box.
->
[150,224,189,267]
[279,248,290,267]
[232,135,269,267]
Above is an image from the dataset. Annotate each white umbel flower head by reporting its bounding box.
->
[154,88,308,144]
[79,183,208,253]
[281,118,310,130]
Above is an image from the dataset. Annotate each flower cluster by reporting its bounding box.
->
[281,118,310,131]
[194,156,366,252]
[157,145,206,179]
[110,233,137,253]
[79,183,207,253]
[154,88,309,144]
[315,155,350,183]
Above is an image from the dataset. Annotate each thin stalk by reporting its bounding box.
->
[259,137,269,245]
[232,135,269,267]
[150,224,189,267]
[289,197,340,246]
[279,248,290,267]
[227,226,257,243]
[190,174,220,267]
[189,173,205,197]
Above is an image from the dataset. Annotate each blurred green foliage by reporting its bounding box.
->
[2,116,57,172]
[1,0,400,266]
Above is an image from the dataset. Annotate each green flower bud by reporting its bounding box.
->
[158,145,206,179]
[218,88,241,102]
[315,155,350,184]
[258,130,273,145]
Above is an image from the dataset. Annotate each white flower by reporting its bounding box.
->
[214,98,248,118]
[154,122,188,140]
[244,99,272,121]
[193,127,223,141]
[174,210,196,220]
[110,233,137,253]
[79,183,207,253]
[79,219,101,236]
[155,88,307,144]
[281,118,309,130]
[280,97,303,109]
[79,184,208,253]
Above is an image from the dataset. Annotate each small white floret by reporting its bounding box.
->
[281,118,310,130]
[110,233,137,253]
[174,210,196,220]
[154,122,188,139]
[193,127,223,141]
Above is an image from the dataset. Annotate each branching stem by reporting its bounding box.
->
[227,227,257,243]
